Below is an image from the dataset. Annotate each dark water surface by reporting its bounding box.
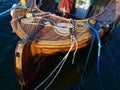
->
[0,0,120,90]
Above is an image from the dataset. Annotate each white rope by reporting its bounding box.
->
[72,36,78,64]
[34,36,75,90]
[69,19,78,64]
[33,19,79,90]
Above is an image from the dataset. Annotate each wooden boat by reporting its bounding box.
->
[10,0,120,89]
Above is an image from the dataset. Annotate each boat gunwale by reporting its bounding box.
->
[11,16,106,47]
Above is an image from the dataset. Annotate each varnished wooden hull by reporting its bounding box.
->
[15,39,55,89]
[11,0,120,89]
[11,0,120,56]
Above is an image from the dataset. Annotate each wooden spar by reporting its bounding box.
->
[15,39,39,87]
[15,39,55,89]
[15,40,31,86]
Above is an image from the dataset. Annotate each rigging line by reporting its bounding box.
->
[27,0,35,13]
[110,21,116,33]
[72,37,78,64]
[33,12,51,18]
[0,0,33,17]
[0,6,19,17]
[84,31,95,69]
[34,19,75,90]
[25,0,34,8]
[33,56,66,90]
[68,19,78,64]
[44,32,76,90]
[87,22,104,90]
[35,17,56,26]
[44,60,66,90]
[34,38,75,90]
[67,19,77,65]
[80,31,95,86]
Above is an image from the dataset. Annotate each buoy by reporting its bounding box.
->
[20,0,28,6]
[20,0,28,16]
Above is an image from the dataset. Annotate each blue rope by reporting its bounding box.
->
[78,31,95,90]
[80,30,95,84]
[84,31,95,71]
[0,6,27,17]
[0,0,33,17]
[87,21,104,90]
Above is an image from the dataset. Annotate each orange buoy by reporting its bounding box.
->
[20,0,28,6]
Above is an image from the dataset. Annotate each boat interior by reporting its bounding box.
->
[36,0,111,19]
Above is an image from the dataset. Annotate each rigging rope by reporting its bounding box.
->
[86,18,104,90]
[80,31,95,86]
[75,17,112,90]
[34,45,73,90]
[0,0,33,17]
[34,19,78,90]
[69,19,78,64]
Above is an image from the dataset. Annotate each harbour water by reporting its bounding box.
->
[0,0,120,90]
